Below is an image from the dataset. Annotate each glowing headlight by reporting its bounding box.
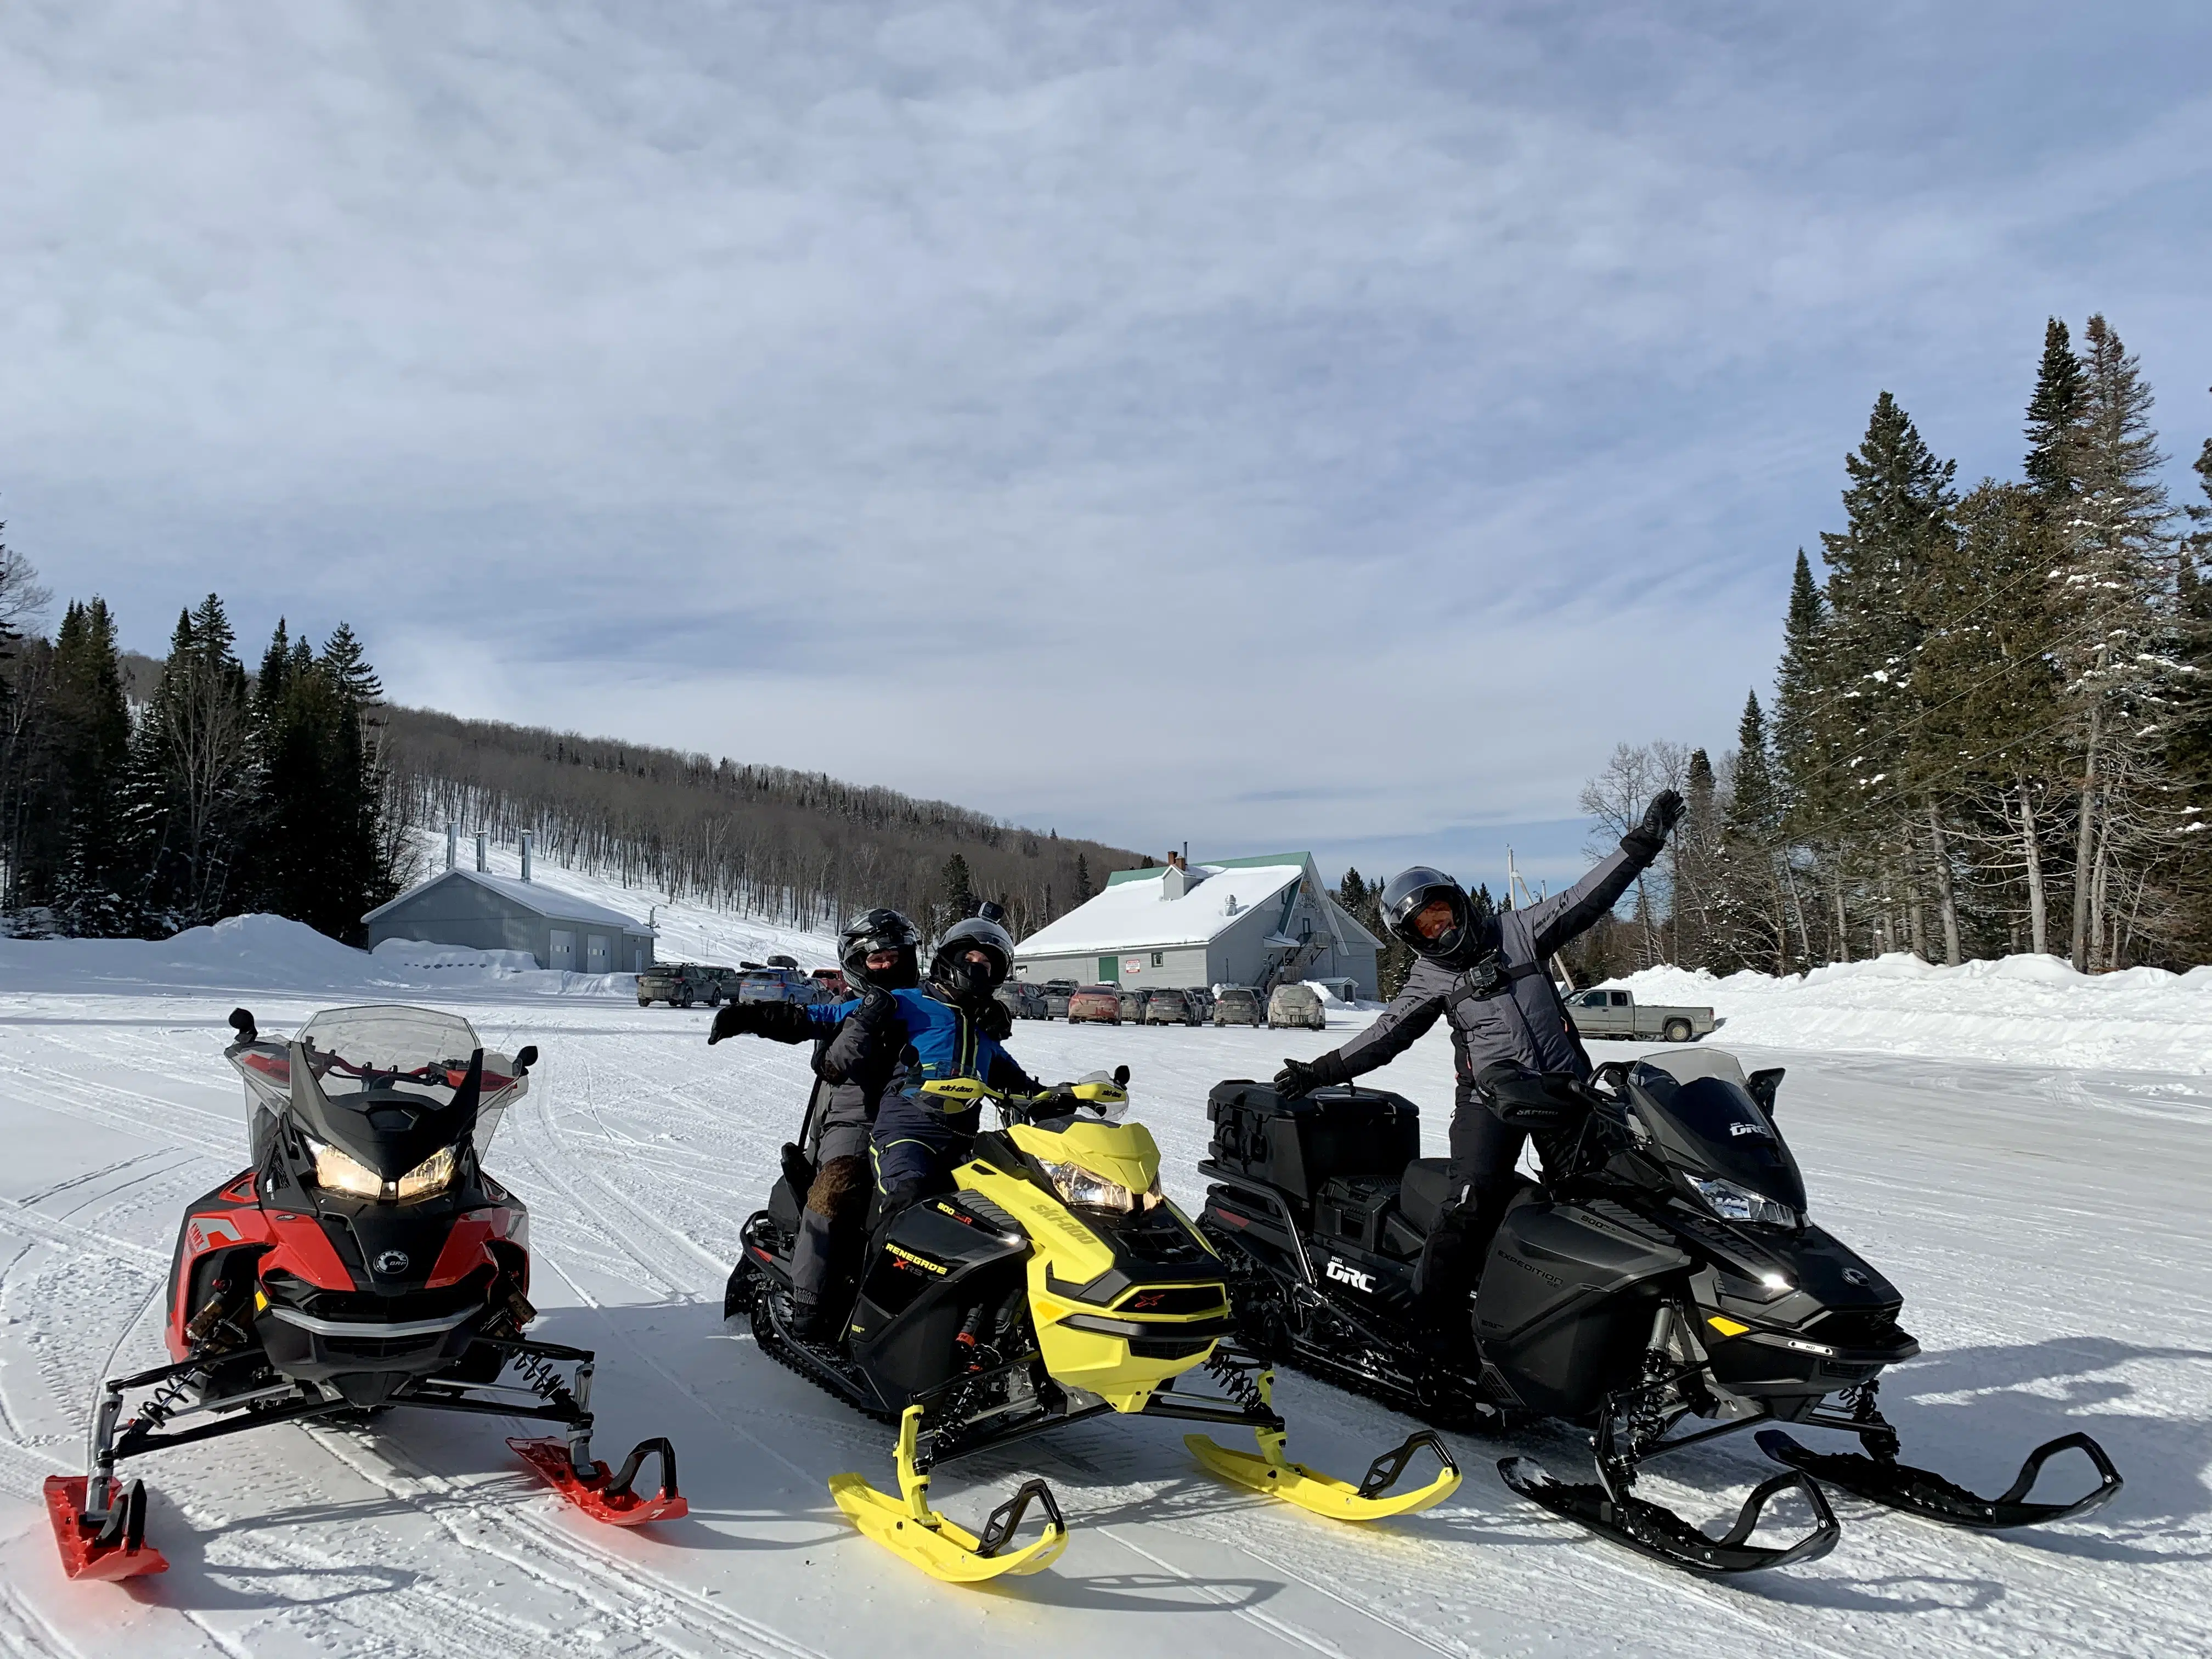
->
[1691,1175,1798,1229]
[395,1144,458,1201]
[1043,1160,1163,1214]
[310,1139,385,1199]
[309,1139,459,1203]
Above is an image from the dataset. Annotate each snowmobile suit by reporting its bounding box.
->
[1316,841,1660,1316]
[806,987,1042,1216]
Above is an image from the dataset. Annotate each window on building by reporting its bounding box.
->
[1152,951,1164,967]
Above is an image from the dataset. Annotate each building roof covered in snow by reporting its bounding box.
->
[1015,854,1378,955]
[363,867,651,933]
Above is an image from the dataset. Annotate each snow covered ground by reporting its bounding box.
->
[1606,952,2212,1075]
[0,927,2205,1657]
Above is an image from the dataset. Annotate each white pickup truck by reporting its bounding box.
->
[1565,987,1717,1043]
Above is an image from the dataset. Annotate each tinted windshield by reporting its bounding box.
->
[1628,1064,1805,1211]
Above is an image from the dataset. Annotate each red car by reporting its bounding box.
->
[1066,985,1122,1024]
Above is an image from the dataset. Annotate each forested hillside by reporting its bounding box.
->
[1573,314,2212,978]
[380,706,1137,941]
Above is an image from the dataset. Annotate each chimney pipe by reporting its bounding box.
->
[520,831,533,883]
[475,833,488,873]
[446,823,457,871]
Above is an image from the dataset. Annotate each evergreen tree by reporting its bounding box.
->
[47,599,134,932]
[124,599,257,928]
[1713,693,1790,972]
[1072,853,1093,904]
[2024,318,2086,499]
[938,852,976,928]
[2057,316,2172,969]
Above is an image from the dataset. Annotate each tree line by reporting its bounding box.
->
[0,559,404,940]
[1572,315,2212,980]
[382,707,1138,944]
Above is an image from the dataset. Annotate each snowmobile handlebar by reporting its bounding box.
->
[918,1065,1133,1125]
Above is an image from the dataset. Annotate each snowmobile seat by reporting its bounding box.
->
[1396,1160,1457,1237]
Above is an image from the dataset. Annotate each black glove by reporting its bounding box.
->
[1621,788,1685,860]
[1274,1051,1350,1099]
[1476,1061,1588,1132]
[978,997,1013,1040]
[708,1002,758,1045]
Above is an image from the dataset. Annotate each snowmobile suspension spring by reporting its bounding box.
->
[510,1348,579,1409]
[1203,1351,1268,1417]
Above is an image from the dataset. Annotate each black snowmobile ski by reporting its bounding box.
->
[1757,1428,2123,1530]
[1499,1455,1838,1574]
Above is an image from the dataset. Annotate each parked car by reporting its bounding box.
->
[1116,988,1145,1023]
[1564,987,1717,1043]
[737,967,830,1007]
[1212,985,1263,1026]
[1184,986,1216,1023]
[810,967,851,1001]
[1141,988,1197,1025]
[636,963,720,1008]
[995,981,1047,1021]
[1267,982,1327,1030]
[1067,984,1122,1024]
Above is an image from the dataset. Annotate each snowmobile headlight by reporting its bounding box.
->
[1043,1160,1164,1214]
[309,1139,385,1199]
[308,1138,458,1202]
[394,1144,459,1201]
[1691,1176,1798,1229]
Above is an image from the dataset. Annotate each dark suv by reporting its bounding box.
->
[1142,988,1197,1025]
[1211,986,1263,1026]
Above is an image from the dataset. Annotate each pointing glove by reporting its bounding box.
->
[1273,1051,1350,1099]
[708,1002,757,1045]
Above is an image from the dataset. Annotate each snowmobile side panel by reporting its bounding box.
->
[425,1209,519,1286]
[43,1477,168,1581]
[509,1437,689,1526]
[1757,1429,2123,1530]
[260,1211,358,1291]
[1498,1455,1838,1574]
[845,1199,1031,1404]
[1476,1198,1691,1420]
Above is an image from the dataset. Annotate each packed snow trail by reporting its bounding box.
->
[0,983,2204,1657]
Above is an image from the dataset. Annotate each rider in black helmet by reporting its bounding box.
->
[709,906,923,1340]
[1273,791,1684,1346]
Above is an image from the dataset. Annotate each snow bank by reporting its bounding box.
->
[1601,951,2212,1074]
[0,915,633,1000]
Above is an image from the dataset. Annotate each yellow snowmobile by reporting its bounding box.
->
[728,1069,1460,1582]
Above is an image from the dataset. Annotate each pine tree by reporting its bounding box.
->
[125,599,257,929]
[1671,748,1719,966]
[1713,693,1791,972]
[2024,318,2086,499]
[47,599,134,932]
[1072,853,1093,904]
[938,853,976,929]
[2057,316,2172,969]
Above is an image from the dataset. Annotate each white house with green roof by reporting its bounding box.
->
[1011,853,1381,996]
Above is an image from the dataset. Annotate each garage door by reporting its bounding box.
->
[587,934,611,972]
[550,929,575,970]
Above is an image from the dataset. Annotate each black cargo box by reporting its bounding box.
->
[1206,1080,1420,1204]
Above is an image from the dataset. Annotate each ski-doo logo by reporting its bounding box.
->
[1324,1257,1376,1294]
[373,1250,410,1276]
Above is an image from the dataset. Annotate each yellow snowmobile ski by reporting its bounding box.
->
[828,1406,1069,1583]
[1187,1368,1462,1521]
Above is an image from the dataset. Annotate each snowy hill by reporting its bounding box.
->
[1603,952,2212,1075]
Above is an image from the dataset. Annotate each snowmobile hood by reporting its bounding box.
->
[1009,1118,1161,1198]
[1625,1060,1807,1218]
[289,1039,483,1182]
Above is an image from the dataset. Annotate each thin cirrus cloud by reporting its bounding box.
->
[2,2,2208,887]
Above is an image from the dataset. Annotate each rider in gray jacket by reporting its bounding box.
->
[1274,789,1683,1341]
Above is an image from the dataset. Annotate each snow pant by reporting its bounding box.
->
[870,1096,980,1223]
[790,1116,872,1316]
[1413,1099,1528,1341]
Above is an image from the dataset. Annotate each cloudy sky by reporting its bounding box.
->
[4,2,2208,887]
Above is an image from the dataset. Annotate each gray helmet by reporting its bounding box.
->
[839,907,921,991]
[1380,865,1482,967]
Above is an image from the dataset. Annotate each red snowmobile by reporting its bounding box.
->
[45,1004,686,1582]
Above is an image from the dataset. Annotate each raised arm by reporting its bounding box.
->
[1276,961,1451,1096]
[1525,789,1681,957]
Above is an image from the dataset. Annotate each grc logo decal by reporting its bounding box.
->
[1324,1257,1376,1294]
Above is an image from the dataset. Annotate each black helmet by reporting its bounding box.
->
[1380,865,1482,967]
[839,907,921,991]
[930,916,1015,1005]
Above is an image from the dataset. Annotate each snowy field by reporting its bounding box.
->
[0,916,2206,1656]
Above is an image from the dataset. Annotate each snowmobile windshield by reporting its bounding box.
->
[229,1005,530,1179]
[1625,1062,1806,1220]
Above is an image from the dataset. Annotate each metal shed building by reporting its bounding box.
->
[362,868,657,974]
[1011,853,1380,996]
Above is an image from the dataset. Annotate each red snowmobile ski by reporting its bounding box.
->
[46,1005,685,1581]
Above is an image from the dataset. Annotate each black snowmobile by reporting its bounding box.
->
[1197,1047,2122,1574]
